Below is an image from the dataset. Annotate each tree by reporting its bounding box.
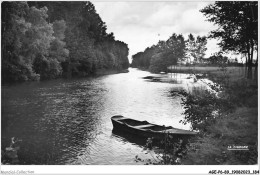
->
[26,6,55,80]
[2,2,129,82]
[161,33,186,66]
[49,1,129,76]
[132,33,186,73]
[131,45,157,69]
[200,1,258,79]
[185,34,195,66]
[186,34,207,65]
[1,2,53,82]
[149,53,168,73]
[132,52,143,68]
[151,33,185,73]
[50,20,69,63]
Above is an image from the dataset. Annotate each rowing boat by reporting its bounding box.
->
[111,115,196,139]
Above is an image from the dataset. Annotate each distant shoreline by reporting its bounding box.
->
[1,68,129,86]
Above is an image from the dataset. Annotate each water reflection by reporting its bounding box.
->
[112,129,147,147]
[2,68,208,165]
[143,73,194,84]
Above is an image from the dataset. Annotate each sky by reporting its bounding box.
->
[93,1,221,62]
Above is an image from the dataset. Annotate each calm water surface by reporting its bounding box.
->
[2,68,204,165]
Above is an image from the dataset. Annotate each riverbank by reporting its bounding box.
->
[2,68,129,86]
[133,66,250,83]
[142,65,258,165]
[95,68,129,75]
[168,66,244,74]
[182,107,258,165]
[178,71,258,165]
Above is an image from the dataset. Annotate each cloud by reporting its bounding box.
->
[93,1,220,60]
[205,39,221,57]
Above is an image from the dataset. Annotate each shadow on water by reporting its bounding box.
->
[111,128,192,149]
[111,129,147,147]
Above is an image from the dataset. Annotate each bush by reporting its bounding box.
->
[183,108,258,165]
[135,135,188,165]
[179,76,257,165]
[180,89,234,132]
[33,54,63,80]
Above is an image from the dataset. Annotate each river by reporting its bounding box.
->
[1,68,206,165]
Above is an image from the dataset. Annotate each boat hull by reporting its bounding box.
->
[112,119,162,139]
[111,115,196,140]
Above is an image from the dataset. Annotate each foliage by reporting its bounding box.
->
[135,135,187,165]
[41,1,129,77]
[2,1,129,83]
[200,1,257,52]
[159,33,186,65]
[149,53,168,73]
[183,108,258,165]
[179,89,234,132]
[33,55,63,80]
[132,33,207,73]
[200,1,258,79]
[131,46,157,69]
[207,53,228,66]
[185,33,207,64]
[50,20,69,62]
[178,61,257,165]
[2,2,57,81]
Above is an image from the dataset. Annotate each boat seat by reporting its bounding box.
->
[134,124,154,128]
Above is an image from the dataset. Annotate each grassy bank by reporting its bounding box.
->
[179,68,258,165]
[168,66,247,79]
[183,107,258,165]
[168,66,258,87]
[168,66,245,73]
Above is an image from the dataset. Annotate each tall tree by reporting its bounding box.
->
[186,34,207,65]
[155,33,186,70]
[1,2,53,82]
[24,6,62,80]
[200,1,258,79]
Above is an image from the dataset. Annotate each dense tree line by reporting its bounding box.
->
[131,33,207,73]
[133,1,258,78]
[2,1,129,83]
